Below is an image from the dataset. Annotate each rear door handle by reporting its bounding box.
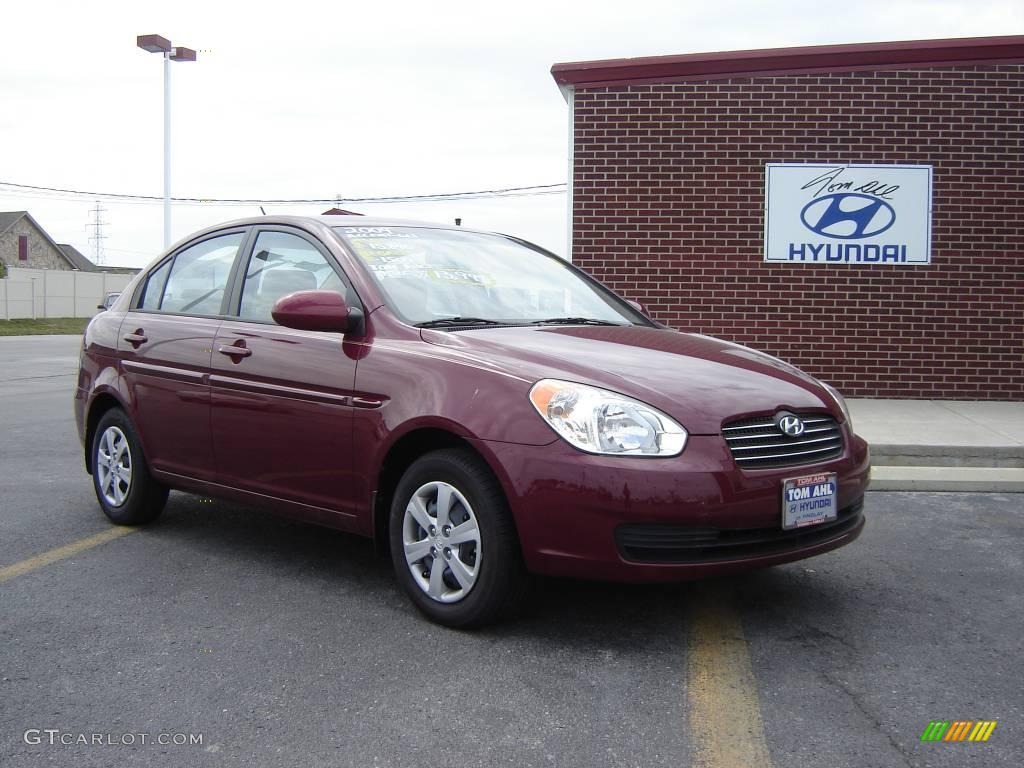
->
[123,330,148,346]
[218,344,252,359]
[351,396,384,408]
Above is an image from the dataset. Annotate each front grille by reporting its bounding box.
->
[722,413,843,469]
[615,500,864,563]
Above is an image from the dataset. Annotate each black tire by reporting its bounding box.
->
[91,408,168,525]
[389,448,527,628]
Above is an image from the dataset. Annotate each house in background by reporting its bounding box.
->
[55,242,138,275]
[54,242,96,271]
[0,212,140,320]
[0,211,88,271]
[0,211,140,276]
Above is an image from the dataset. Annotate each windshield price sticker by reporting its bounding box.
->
[346,235,495,286]
[348,238,422,263]
[367,263,494,287]
[342,227,419,240]
[782,472,838,530]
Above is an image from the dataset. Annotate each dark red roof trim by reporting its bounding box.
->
[551,35,1024,88]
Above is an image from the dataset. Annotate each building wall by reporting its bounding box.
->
[0,220,72,271]
[571,64,1023,399]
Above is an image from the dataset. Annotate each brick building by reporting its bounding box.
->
[551,36,1023,399]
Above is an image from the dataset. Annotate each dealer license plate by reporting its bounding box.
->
[782,472,838,530]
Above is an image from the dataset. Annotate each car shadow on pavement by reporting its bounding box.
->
[153,490,389,562]
[142,491,857,648]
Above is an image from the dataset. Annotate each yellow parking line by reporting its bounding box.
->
[0,527,137,585]
[688,582,774,768]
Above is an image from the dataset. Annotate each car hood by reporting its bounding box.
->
[421,325,836,435]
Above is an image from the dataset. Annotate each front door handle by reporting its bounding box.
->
[218,343,252,359]
[123,330,148,346]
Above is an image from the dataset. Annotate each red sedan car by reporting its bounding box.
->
[75,216,870,626]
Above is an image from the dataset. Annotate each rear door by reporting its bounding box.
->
[119,230,246,481]
[210,227,363,521]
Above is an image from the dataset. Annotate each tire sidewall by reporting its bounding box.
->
[389,451,513,626]
[91,409,160,525]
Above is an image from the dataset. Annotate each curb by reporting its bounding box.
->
[869,444,1024,469]
[869,466,1024,493]
[867,441,1024,492]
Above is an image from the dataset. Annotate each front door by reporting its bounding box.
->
[210,228,362,519]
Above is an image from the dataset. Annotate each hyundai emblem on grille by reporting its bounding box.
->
[775,412,806,437]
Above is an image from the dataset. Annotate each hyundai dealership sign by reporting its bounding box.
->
[764,164,932,264]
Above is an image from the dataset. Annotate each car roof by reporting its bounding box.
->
[200,214,489,233]
[157,215,541,264]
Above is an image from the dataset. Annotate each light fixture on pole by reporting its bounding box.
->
[136,34,197,249]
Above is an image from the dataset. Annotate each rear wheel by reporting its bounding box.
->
[389,449,526,628]
[91,408,168,525]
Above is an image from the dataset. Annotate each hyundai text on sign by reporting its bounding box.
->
[764,164,932,264]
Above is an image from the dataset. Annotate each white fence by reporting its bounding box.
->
[1,268,136,320]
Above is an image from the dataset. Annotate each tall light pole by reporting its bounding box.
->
[136,34,197,249]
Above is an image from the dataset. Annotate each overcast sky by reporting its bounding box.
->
[1,0,1021,268]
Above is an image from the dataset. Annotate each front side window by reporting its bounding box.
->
[238,231,352,323]
[334,226,644,326]
[156,233,244,315]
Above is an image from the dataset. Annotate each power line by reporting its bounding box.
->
[0,180,567,206]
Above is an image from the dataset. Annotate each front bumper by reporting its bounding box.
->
[478,428,870,582]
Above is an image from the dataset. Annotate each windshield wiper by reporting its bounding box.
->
[532,317,625,326]
[415,317,508,328]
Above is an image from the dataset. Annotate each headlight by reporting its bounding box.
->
[529,379,687,456]
[821,382,853,431]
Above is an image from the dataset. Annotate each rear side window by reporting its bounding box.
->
[237,231,354,323]
[139,260,172,310]
[152,233,244,315]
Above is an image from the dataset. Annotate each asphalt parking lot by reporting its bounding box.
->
[1,335,1021,768]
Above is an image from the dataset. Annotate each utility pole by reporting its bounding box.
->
[88,201,108,266]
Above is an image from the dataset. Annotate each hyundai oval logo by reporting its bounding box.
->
[775,413,806,438]
[800,193,896,239]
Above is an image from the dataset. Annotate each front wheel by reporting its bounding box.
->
[91,408,168,525]
[389,449,527,628]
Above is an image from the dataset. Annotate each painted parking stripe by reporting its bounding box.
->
[688,582,774,768]
[0,527,136,585]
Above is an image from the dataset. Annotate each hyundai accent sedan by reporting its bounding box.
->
[75,216,870,627]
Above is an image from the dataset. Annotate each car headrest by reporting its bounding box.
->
[261,268,317,298]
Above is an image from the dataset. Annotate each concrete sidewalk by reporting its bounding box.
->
[848,399,1024,492]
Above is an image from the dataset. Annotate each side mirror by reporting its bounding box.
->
[626,298,649,316]
[96,304,107,311]
[271,290,363,334]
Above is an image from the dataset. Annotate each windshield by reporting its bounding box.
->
[334,226,644,326]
